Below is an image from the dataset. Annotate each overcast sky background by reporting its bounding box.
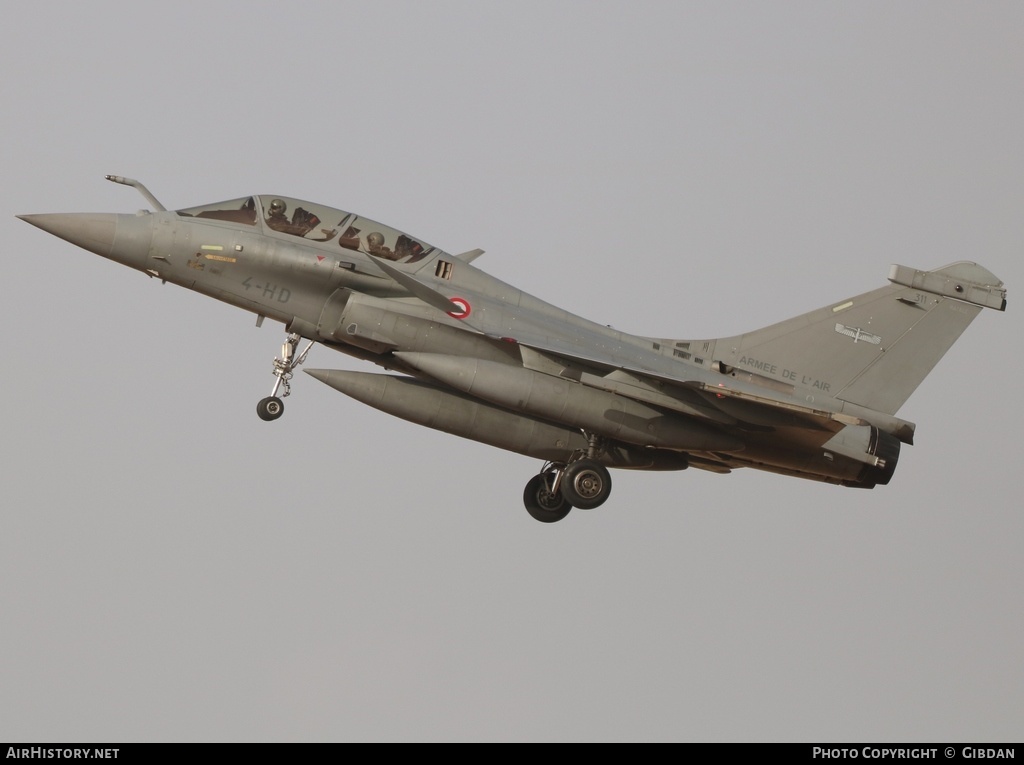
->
[2,1,1021,743]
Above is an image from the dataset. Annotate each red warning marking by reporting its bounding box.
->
[447,297,472,319]
[316,255,325,263]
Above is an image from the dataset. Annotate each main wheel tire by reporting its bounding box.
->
[560,460,612,510]
[523,473,572,523]
[257,396,284,421]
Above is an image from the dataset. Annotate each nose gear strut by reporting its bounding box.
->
[257,332,315,421]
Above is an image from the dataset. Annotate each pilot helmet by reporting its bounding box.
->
[367,232,385,248]
[268,199,287,216]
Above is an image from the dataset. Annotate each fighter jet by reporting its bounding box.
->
[18,176,1007,522]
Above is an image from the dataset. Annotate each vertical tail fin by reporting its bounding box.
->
[708,262,1006,415]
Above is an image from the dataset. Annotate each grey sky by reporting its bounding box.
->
[2,1,1021,742]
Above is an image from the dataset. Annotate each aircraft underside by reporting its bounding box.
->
[259,329,901,523]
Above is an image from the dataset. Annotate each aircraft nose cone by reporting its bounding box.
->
[18,213,118,258]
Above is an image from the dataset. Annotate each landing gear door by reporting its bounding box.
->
[317,288,352,340]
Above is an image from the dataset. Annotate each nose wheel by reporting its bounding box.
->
[257,396,284,421]
[257,332,314,421]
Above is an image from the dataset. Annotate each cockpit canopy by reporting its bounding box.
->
[176,195,438,264]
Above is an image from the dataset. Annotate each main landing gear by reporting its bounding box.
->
[257,332,315,421]
[522,436,613,523]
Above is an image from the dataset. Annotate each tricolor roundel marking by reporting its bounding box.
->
[447,297,472,319]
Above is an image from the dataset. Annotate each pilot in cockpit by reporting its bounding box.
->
[365,231,401,261]
[264,198,336,241]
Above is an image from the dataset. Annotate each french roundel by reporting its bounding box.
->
[447,297,472,319]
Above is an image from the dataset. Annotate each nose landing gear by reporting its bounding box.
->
[257,332,315,421]
[256,396,284,421]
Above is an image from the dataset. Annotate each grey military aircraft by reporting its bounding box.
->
[19,176,1007,522]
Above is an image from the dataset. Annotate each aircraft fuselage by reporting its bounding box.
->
[19,180,1007,521]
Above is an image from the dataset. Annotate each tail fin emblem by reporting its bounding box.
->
[835,323,882,345]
